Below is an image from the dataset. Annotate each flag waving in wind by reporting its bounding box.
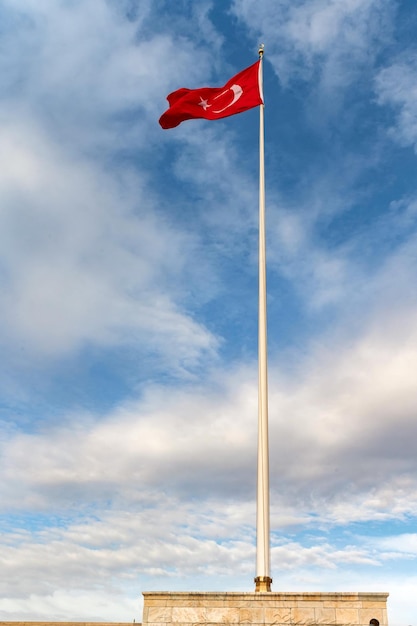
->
[159,61,263,129]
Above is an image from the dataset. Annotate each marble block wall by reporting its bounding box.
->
[142,591,389,626]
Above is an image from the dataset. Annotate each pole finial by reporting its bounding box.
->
[258,43,265,58]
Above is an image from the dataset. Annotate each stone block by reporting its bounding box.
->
[291,607,316,624]
[359,608,386,624]
[147,608,172,623]
[205,607,240,623]
[264,607,292,624]
[323,600,358,609]
[335,607,359,623]
[314,607,336,625]
[239,607,264,623]
[171,607,206,623]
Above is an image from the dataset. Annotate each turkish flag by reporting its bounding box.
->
[159,61,263,129]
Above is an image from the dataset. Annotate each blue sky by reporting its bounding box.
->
[1,0,417,624]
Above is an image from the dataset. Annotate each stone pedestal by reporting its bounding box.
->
[142,591,389,626]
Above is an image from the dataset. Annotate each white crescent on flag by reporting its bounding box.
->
[211,84,243,114]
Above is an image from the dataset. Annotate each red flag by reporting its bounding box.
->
[159,61,263,129]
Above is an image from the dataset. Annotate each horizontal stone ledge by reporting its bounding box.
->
[142,592,389,602]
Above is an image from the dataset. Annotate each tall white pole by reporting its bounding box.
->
[255,45,272,593]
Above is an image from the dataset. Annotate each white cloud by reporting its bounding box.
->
[0,501,404,620]
[0,0,226,371]
[268,303,417,498]
[0,0,219,159]
[375,55,417,151]
[169,123,260,252]
[267,180,417,322]
[0,116,217,366]
[3,293,417,519]
[231,0,395,90]
[272,542,379,569]
[2,305,417,619]
[377,533,417,556]
[0,588,139,623]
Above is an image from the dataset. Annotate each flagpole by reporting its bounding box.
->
[254,44,272,593]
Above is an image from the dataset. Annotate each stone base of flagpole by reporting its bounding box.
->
[142,591,389,626]
[254,576,272,592]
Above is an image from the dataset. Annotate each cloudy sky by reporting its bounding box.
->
[1,1,417,624]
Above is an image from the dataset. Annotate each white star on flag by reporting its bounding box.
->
[198,97,210,110]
